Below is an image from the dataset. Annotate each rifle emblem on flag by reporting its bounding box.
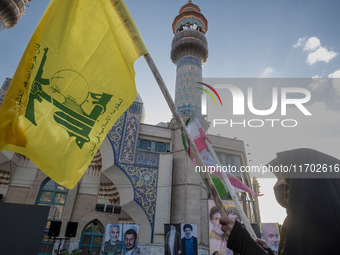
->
[25,47,117,149]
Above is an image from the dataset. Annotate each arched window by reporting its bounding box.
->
[36,178,68,255]
[80,220,105,254]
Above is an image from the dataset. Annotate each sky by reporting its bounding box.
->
[1,0,340,224]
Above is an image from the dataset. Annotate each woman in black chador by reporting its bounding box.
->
[220,148,340,255]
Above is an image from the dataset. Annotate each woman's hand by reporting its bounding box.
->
[219,216,235,239]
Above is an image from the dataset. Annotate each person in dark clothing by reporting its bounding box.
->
[220,148,340,255]
[220,216,275,255]
[181,224,198,255]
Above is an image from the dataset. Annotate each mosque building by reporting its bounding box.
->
[0,1,260,254]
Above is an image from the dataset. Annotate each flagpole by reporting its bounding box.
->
[144,53,256,239]
[205,141,256,238]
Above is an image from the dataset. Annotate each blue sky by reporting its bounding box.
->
[1,0,340,124]
[1,0,340,224]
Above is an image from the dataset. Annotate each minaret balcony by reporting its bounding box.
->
[171,29,208,65]
[0,0,27,30]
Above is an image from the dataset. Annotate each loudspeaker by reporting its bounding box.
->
[0,194,3,201]
[105,204,113,213]
[113,206,121,214]
[95,203,105,212]
[65,222,78,238]
[48,221,61,237]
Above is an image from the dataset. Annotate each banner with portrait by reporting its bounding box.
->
[164,224,181,255]
[180,223,198,255]
[208,200,243,255]
[102,224,123,255]
[102,224,139,255]
[122,224,139,255]
[260,223,280,255]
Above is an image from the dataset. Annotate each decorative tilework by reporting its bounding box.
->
[135,151,159,168]
[177,56,202,68]
[107,102,142,164]
[107,111,126,161]
[0,78,11,106]
[137,172,154,186]
[175,56,203,116]
[117,102,142,164]
[119,121,138,163]
[129,103,142,114]
[177,104,201,117]
[106,102,160,240]
[118,164,159,235]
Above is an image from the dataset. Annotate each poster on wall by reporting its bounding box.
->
[260,223,280,255]
[208,200,242,255]
[102,224,123,255]
[102,224,139,255]
[180,223,198,255]
[164,224,182,255]
[122,224,139,255]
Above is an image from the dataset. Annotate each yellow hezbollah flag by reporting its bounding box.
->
[0,0,148,189]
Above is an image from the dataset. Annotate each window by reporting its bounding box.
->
[79,220,105,254]
[216,152,242,177]
[139,139,151,150]
[36,178,68,255]
[138,139,170,153]
[155,142,166,152]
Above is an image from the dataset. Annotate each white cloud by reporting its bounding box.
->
[309,78,327,91]
[303,37,321,51]
[332,83,340,97]
[329,69,340,78]
[306,47,338,65]
[293,37,306,48]
[293,36,338,65]
[260,67,274,77]
[328,69,340,97]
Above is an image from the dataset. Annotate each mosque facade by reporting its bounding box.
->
[0,1,260,254]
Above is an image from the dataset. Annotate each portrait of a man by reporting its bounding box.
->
[208,200,242,255]
[122,226,138,255]
[181,223,198,255]
[226,206,241,222]
[209,206,228,255]
[164,224,182,255]
[260,223,280,254]
[102,224,122,255]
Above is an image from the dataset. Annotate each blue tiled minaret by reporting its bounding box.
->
[170,1,210,250]
[171,0,208,118]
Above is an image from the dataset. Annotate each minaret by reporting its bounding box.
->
[171,0,208,118]
[170,1,210,251]
[0,0,30,33]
